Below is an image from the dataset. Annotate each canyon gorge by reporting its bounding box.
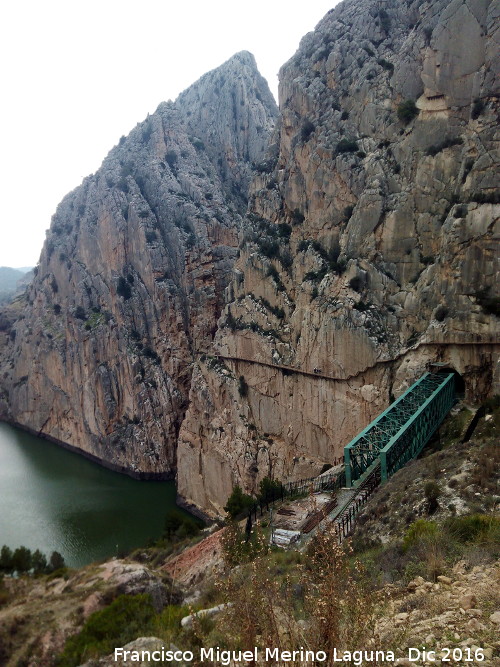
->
[0,0,498,518]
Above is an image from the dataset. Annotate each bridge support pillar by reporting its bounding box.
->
[344,447,353,487]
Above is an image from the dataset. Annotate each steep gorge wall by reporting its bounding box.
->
[0,52,277,477]
[177,0,500,516]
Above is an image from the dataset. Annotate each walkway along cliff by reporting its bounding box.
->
[0,0,498,518]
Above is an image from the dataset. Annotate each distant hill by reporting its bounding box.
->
[0,266,32,304]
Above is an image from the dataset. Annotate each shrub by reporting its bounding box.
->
[353,300,370,311]
[426,137,463,156]
[397,100,419,124]
[163,510,200,539]
[304,268,327,283]
[117,277,132,300]
[266,265,285,291]
[377,58,394,73]
[238,376,248,398]
[337,138,359,153]
[340,110,349,120]
[445,515,500,543]
[279,249,293,270]
[258,477,283,504]
[277,223,292,239]
[434,305,448,322]
[300,120,315,142]
[291,209,305,225]
[140,122,152,144]
[48,551,65,572]
[343,205,354,220]
[57,594,156,666]
[469,191,500,205]
[424,481,441,514]
[224,485,254,519]
[474,287,500,317]
[471,98,485,120]
[297,240,310,252]
[349,276,363,291]
[12,546,32,573]
[403,519,438,552]
[142,346,160,362]
[258,238,280,259]
[0,546,13,573]
[378,9,391,32]
[74,306,86,320]
[165,150,178,169]
[53,304,61,315]
[190,137,205,151]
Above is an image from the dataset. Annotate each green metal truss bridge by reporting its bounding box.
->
[344,372,456,487]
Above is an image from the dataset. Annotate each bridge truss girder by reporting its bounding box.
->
[344,373,455,486]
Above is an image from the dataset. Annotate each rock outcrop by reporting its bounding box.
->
[176,0,500,515]
[0,52,277,477]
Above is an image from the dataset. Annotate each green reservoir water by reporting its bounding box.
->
[0,422,183,568]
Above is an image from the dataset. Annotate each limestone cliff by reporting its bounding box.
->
[0,52,277,477]
[176,0,500,516]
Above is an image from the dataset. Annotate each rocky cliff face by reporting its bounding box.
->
[0,52,277,477]
[176,0,500,515]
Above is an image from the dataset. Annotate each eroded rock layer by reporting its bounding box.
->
[0,52,277,477]
[176,0,500,515]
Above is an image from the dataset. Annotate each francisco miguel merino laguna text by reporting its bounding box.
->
[113,646,401,664]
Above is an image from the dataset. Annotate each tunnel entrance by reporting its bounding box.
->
[429,363,465,400]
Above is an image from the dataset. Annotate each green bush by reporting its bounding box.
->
[397,100,419,124]
[403,519,438,552]
[471,98,485,120]
[277,223,292,239]
[238,375,248,398]
[258,477,283,504]
[74,306,86,320]
[117,277,132,300]
[165,150,178,169]
[164,510,201,539]
[378,58,394,73]
[474,287,500,317]
[300,120,315,142]
[379,9,391,32]
[424,481,441,514]
[224,485,254,519]
[57,594,156,666]
[337,138,358,153]
[445,515,500,543]
[0,546,13,573]
[279,249,293,270]
[426,137,463,156]
[258,238,280,259]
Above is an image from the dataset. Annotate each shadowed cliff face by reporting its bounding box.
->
[0,52,277,477]
[176,0,500,516]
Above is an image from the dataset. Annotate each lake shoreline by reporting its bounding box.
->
[0,417,175,481]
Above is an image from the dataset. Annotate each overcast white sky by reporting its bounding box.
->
[0,0,341,268]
